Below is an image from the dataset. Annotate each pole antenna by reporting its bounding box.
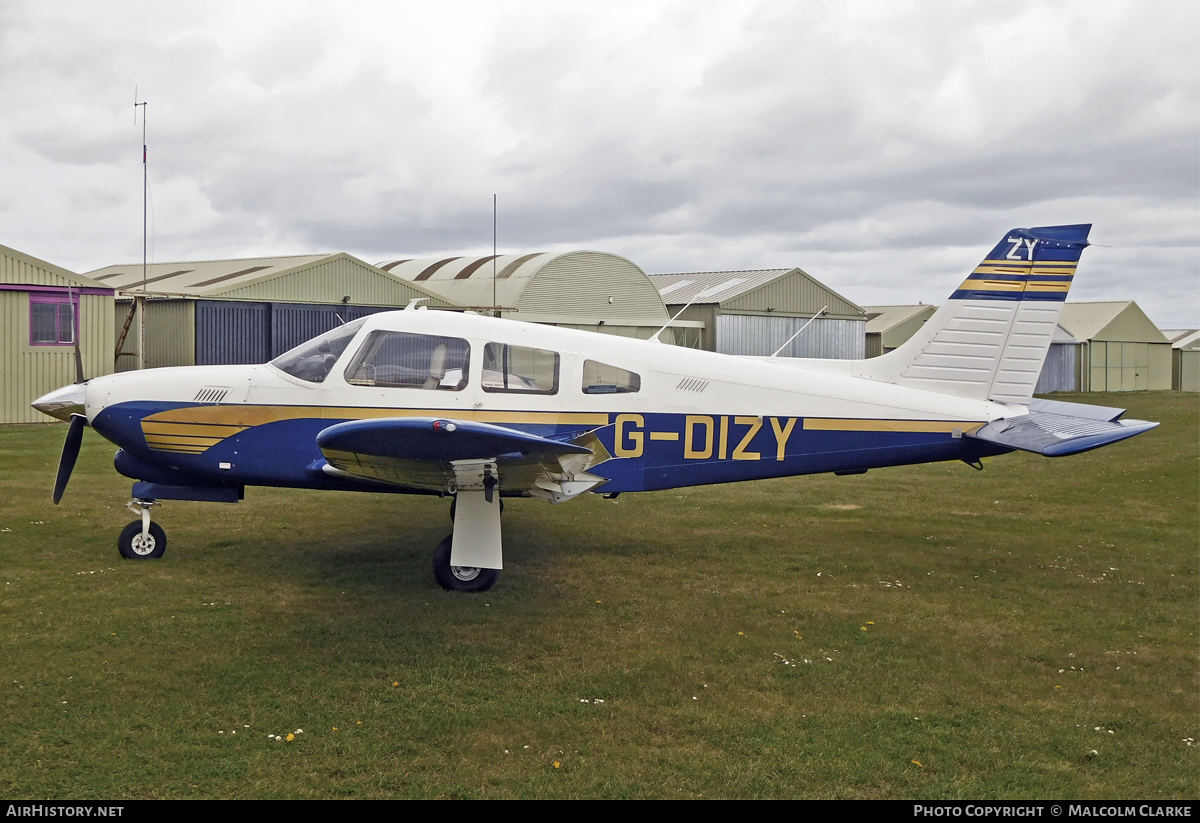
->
[493,194,497,317]
[134,88,148,369]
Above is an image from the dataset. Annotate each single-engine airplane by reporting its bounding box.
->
[34,224,1157,591]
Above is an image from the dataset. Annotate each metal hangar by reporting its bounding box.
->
[1,242,114,424]
[85,253,452,370]
[648,267,866,358]
[377,251,675,340]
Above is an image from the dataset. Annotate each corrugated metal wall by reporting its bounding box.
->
[195,301,396,365]
[196,302,270,365]
[147,300,195,369]
[722,269,863,319]
[1033,343,1077,393]
[715,315,865,359]
[518,252,669,322]
[216,255,452,307]
[865,333,883,358]
[269,303,392,357]
[1178,349,1199,392]
[3,252,80,288]
[2,290,114,423]
[114,300,138,372]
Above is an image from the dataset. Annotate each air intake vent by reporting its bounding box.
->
[675,377,708,393]
[193,387,230,403]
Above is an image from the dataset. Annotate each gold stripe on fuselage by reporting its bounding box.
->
[144,434,226,447]
[802,419,984,434]
[143,405,610,427]
[140,405,611,455]
[142,421,249,438]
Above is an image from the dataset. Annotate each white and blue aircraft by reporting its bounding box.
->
[33,224,1157,591]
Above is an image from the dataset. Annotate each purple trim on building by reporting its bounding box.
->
[0,283,113,296]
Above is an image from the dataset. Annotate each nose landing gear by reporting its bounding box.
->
[118,498,167,560]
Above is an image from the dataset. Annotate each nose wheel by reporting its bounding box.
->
[118,499,167,560]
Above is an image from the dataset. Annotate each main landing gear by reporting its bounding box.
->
[433,462,504,592]
[118,498,166,560]
[432,534,499,593]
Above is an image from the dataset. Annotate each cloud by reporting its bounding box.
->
[0,0,1195,324]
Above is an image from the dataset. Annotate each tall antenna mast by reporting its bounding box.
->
[492,194,497,317]
[134,88,148,370]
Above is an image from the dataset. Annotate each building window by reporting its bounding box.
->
[29,293,79,346]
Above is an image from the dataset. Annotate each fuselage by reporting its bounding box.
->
[79,309,1017,496]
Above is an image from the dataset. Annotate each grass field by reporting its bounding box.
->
[1,392,1196,799]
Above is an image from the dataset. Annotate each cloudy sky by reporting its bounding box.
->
[2,0,1197,324]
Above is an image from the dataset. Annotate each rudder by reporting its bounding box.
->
[862,225,1090,404]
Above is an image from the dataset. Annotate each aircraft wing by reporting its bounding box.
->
[317,417,593,462]
[968,398,1158,457]
[315,417,605,495]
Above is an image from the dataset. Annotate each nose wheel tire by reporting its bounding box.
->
[432,535,498,593]
[118,520,167,560]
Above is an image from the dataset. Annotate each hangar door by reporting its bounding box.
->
[196,301,393,365]
[1087,341,1169,391]
[715,314,865,359]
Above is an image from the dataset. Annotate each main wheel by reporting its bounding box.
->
[118,520,167,560]
[432,535,498,592]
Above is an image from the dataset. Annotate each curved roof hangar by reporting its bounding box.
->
[378,250,670,325]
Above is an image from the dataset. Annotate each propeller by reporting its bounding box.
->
[53,413,87,504]
[46,280,89,503]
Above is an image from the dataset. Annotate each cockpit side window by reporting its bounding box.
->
[482,342,559,394]
[270,319,366,383]
[344,331,470,390]
[582,360,641,394]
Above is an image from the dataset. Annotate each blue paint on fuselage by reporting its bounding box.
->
[94,402,1010,497]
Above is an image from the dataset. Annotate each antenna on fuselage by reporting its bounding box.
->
[648,298,697,344]
[769,306,827,359]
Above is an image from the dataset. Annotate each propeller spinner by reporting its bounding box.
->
[32,383,90,504]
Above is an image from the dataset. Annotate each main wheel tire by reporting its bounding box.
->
[432,535,498,593]
[118,520,167,560]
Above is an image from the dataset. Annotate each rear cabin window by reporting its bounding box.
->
[344,332,470,390]
[482,342,559,394]
[271,319,365,383]
[582,360,640,394]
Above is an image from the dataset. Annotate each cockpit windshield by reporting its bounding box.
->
[270,318,366,383]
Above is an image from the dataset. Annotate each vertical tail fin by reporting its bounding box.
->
[862,224,1090,404]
